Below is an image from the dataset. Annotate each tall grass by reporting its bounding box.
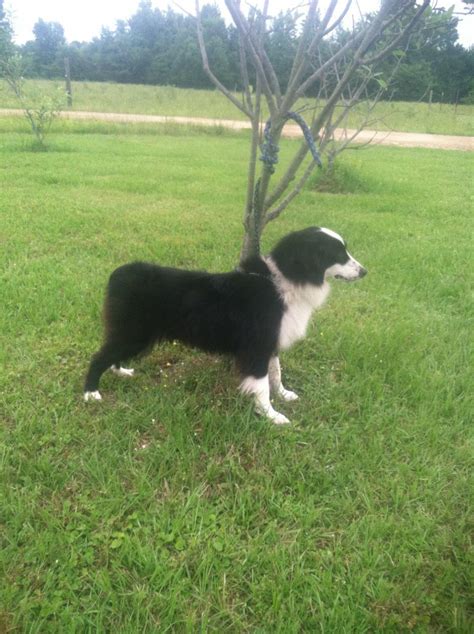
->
[1,78,473,135]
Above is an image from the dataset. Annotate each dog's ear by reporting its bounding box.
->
[296,242,325,285]
[274,240,325,286]
[271,231,326,285]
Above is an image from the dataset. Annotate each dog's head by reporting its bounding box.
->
[270,226,367,286]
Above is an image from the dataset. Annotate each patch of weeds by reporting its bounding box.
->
[16,139,75,154]
[310,161,369,194]
[372,598,435,631]
[25,139,50,152]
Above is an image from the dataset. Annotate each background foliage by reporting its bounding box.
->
[3,0,474,104]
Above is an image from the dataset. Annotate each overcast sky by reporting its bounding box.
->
[5,0,474,48]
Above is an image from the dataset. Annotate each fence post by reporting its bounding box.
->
[64,57,72,108]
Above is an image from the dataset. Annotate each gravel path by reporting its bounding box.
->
[1,108,472,151]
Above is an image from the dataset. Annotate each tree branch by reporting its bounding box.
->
[283,0,341,109]
[293,29,365,100]
[322,0,353,37]
[362,0,430,65]
[286,0,318,99]
[238,18,254,115]
[265,159,317,225]
[195,0,251,117]
[252,0,282,105]
[224,0,278,116]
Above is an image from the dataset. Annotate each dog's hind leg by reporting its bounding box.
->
[84,343,116,401]
[111,364,135,378]
[269,356,299,402]
[83,341,147,401]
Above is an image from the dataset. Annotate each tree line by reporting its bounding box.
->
[1,0,473,104]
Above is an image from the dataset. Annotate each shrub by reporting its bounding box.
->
[1,54,66,149]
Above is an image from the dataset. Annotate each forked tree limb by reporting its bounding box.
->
[224,0,279,116]
[322,0,353,37]
[264,160,317,224]
[195,0,252,117]
[286,0,318,92]
[283,0,341,111]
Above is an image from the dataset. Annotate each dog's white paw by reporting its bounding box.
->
[271,411,291,425]
[111,366,135,377]
[279,387,299,402]
[84,390,102,402]
[254,403,290,425]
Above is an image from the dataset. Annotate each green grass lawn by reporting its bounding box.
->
[1,78,473,136]
[0,118,473,631]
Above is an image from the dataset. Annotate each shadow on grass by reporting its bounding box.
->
[16,139,78,153]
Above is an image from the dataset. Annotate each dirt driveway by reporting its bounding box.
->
[1,108,473,151]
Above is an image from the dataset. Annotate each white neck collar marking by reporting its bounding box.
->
[264,256,330,350]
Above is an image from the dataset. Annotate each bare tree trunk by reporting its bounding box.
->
[195,0,431,264]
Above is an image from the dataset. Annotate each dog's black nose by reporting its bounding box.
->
[359,267,368,278]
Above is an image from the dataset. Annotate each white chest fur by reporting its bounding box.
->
[265,257,331,351]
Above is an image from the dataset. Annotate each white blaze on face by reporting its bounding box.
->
[319,227,345,244]
[325,253,365,281]
[319,227,366,281]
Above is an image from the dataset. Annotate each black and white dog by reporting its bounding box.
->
[84,227,366,423]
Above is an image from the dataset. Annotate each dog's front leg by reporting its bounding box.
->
[240,375,290,425]
[268,357,299,402]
